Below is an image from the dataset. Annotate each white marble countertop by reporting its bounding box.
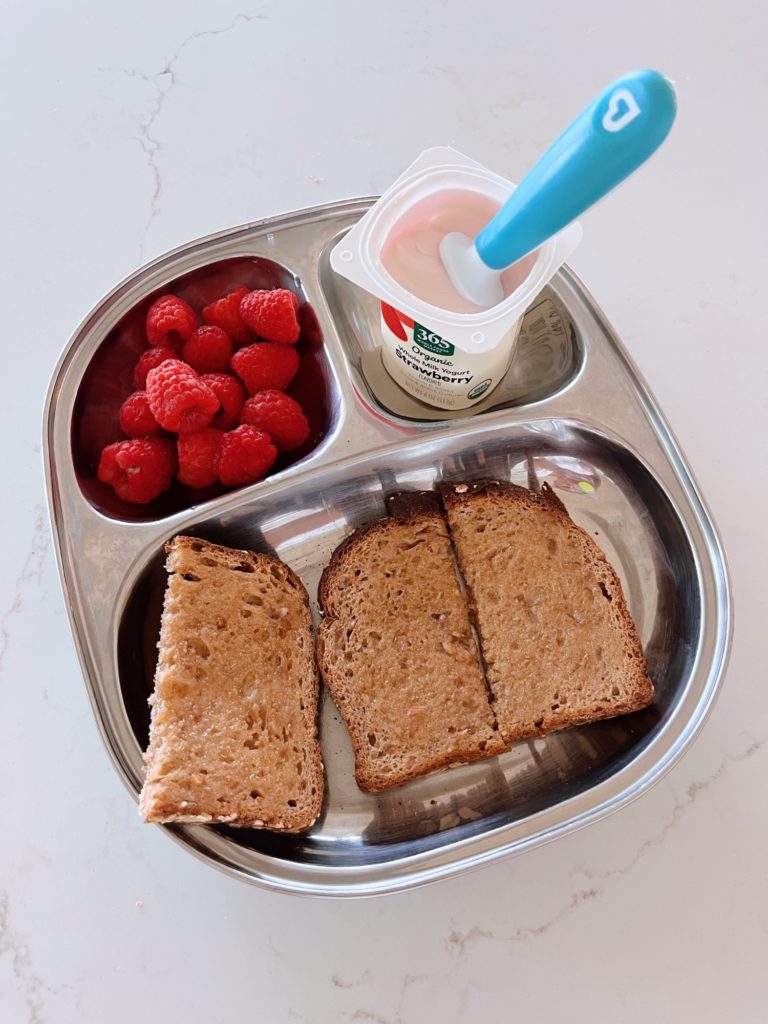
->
[3,2,766,1021]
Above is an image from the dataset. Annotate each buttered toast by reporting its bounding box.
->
[440,481,653,742]
[139,536,324,832]
[316,495,504,791]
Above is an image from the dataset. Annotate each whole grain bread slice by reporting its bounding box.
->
[439,480,653,742]
[316,494,505,791]
[139,535,324,832]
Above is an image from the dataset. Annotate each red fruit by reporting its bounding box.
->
[146,361,219,434]
[231,342,300,394]
[381,301,407,341]
[202,373,246,430]
[202,286,252,346]
[214,425,277,487]
[119,391,163,437]
[240,390,310,452]
[181,325,233,374]
[239,289,300,344]
[134,347,179,389]
[177,428,224,488]
[97,437,176,504]
[145,294,198,349]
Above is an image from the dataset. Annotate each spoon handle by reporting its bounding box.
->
[476,69,677,270]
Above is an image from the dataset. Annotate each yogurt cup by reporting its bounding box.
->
[331,147,582,410]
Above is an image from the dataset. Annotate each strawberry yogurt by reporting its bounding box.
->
[331,148,581,411]
[380,189,536,314]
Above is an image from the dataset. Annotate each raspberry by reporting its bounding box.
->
[202,373,246,430]
[231,342,300,394]
[133,347,179,389]
[240,390,310,452]
[97,437,176,504]
[239,289,300,344]
[202,286,252,346]
[214,425,277,487]
[119,391,163,437]
[181,325,233,374]
[177,428,224,488]
[145,294,198,349]
[146,361,219,434]
[381,301,407,341]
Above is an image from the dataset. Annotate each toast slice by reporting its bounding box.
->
[139,536,324,832]
[440,480,653,742]
[316,494,505,791]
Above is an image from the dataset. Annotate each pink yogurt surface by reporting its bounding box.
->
[379,188,538,314]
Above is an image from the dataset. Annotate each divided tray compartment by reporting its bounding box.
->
[44,198,731,896]
[73,255,333,521]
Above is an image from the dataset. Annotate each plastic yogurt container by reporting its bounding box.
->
[331,147,582,410]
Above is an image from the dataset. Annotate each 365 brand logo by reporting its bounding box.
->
[413,324,455,356]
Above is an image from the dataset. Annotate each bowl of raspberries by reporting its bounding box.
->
[94,285,320,507]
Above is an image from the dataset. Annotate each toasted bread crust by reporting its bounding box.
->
[142,479,653,812]
[439,480,653,741]
[317,502,504,791]
[139,536,324,831]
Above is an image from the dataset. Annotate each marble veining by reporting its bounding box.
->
[102,10,270,263]
[0,507,49,677]
[0,894,46,1024]
[3,0,766,1020]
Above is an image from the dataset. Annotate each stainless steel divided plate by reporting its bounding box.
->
[44,198,731,897]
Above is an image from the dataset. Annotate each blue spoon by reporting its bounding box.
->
[439,69,677,308]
